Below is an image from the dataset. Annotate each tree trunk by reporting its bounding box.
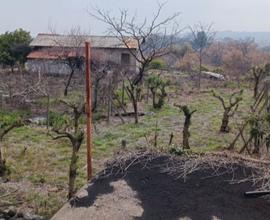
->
[107,96,112,124]
[107,76,112,124]
[254,77,259,99]
[146,83,150,104]
[64,70,75,96]
[126,86,139,124]
[122,81,125,106]
[114,94,127,114]
[0,143,6,176]
[253,136,261,154]
[198,51,202,90]
[168,132,174,146]
[154,121,158,147]
[93,81,99,112]
[183,116,191,149]
[152,92,156,109]
[177,105,196,149]
[133,98,139,124]
[46,95,50,133]
[237,74,240,88]
[68,146,78,199]
[220,110,230,133]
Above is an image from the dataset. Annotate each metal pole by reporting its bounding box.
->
[85,42,92,180]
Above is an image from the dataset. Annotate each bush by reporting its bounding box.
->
[149,59,166,70]
[212,67,224,74]
[0,111,24,176]
[114,86,129,107]
[0,111,23,129]
[200,65,210,72]
[169,146,185,156]
[147,74,170,109]
[47,111,68,128]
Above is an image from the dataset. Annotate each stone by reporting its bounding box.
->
[3,207,16,217]
[0,177,9,183]
[30,215,44,220]
[16,212,24,218]
[23,213,44,220]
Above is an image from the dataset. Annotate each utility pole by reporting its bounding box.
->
[85,42,92,180]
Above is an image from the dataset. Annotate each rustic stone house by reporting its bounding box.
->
[26,33,138,74]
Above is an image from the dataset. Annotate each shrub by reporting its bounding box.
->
[212,67,224,74]
[0,111,22,128]
[114,86,129,107]
[149,59,166,70]
[200,65,210,72]
[147,74,170,109]
[47,111,68,128]
[169,146,185,156]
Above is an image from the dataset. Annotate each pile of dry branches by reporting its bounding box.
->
[95,150,270,191]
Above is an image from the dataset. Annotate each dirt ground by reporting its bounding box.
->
[51,153,270,220]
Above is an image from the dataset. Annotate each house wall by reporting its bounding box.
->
[26,47,137,74]
[26,59,70,75]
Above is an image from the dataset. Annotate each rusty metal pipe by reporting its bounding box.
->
[85,42,92,180]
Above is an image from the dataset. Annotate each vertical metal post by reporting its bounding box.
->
[85,42,92,180]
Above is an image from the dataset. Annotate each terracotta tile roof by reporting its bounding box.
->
[30,33,138,49]
[27,49,84,60]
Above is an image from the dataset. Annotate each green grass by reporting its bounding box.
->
[0,84,255,218]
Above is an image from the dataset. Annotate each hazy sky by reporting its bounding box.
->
[1,0,270,36]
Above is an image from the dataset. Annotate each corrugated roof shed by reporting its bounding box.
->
[30,33,138,49]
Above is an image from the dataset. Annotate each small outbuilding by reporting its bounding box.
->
[26,33,138,74]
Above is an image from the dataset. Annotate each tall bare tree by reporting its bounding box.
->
[190,23,215,90]
[206,41,224,67]
[223,38,257,86]
[90,2,181,123]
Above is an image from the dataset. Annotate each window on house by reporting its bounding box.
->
[121,53,130,66]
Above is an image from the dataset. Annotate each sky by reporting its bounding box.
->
[1,0,270,36]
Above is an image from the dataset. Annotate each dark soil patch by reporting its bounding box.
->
[68,154,270,220]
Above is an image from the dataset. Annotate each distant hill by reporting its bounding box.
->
[216,31,270,47]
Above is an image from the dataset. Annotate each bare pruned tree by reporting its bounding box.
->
[28,71,51,131]
[0,113,26,175]
[50,99,85,199]
[50,26,86,96]
[175,104,196,149]
[190,23,215,90]
[91,57,119,112]
[0,70,51,117]
[90,2,181,123]
[252,66,265,99]
[212,90,243,133]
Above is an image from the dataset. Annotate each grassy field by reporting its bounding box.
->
[0,76,255,218]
